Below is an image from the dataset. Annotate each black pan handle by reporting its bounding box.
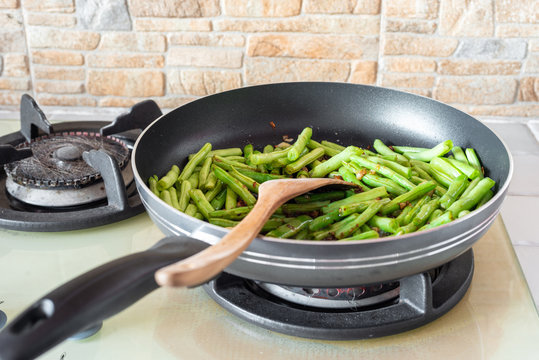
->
[0,236,209,360]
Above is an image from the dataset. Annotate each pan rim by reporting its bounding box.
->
[132,81,513,247]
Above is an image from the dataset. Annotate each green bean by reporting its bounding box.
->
[307,139,341,157]
[402,195,430,225]
[465,148,483,178]
[446,177,495,216]
[213,155,258,171]
[430,157,461,180]
[392,145,429,154]
[294,190,346,204]
[266,215,312,239]
[428,165,453,188]
[412,198,440,227]
[288,127,312,161]
[476,189,494,208]
[157,165,180,191]
[367,156,412,178]
[361,173,407,196]
[322,186,388,214]
[244,144,254,166]
[460,177,480,199]
[179,143,212,182]
[213,166,257,206]
[380,180,437,215]
[321,140,346,151]
[396,203,413,225]
[439,174,469,210]
[419,211,453,231]
[203,171,216,191]
[198,156,213,190]
[177,180,191,212]
[209,206,253,220]
[229,167,260,193]
[308,200,375,231]
[280,201,330,215]
[458,210,471,218]
[285,147,324,174]
[225,186,238,210]
[368,215,399,234]
[310,146,363,178]
[148,176,159,196]
[210,188,227,210]
[338,230,379,241]
[451,146,468,164]
[184,171,198,189]
[412,166,433,181]
[189,189,214,220]
[209,218,238,228]
[249,147,291,165]
[204,180,223,202]
[335,201,384,239]
[234,168,285,183]
[168,187,180,209]
[293,228,310,240]
[296,169,309,178]
[372,139,409,162]
[193,212,204,220]
[380,155,410,166]
[350,155,416,190]
[395,222,418,236]
[447,158,480,179]
[159,189,173,207]
[337,165,371,192]
[185,203,197,217]
[403,140,453,162]
[188,147,242,160]
[428,209,443,223]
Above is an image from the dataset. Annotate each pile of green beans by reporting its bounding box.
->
[148,127,496,241]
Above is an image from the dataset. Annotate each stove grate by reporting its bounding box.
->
[203,250,474,340]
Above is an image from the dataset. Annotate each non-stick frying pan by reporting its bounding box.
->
[0,83,512,359]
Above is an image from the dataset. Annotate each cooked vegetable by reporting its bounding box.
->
[149,127,495,241]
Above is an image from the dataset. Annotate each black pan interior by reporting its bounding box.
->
[135,83,510,192]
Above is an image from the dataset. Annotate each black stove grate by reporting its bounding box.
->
[0,95,162,231]
[203,250,474,340]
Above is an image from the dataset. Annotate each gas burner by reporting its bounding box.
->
[256,281,400,309]
[204,250,474,340]
[0,95,162,231]
[5,132,131,207]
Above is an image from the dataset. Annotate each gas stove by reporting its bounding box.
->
[0,95,162,231]
[0,105,538,359]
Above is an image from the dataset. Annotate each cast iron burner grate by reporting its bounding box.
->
[0,95,162,231]
[203,249,474,340]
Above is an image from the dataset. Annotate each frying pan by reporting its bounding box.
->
[0,83,512,359]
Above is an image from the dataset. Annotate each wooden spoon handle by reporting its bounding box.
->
[154,178,349,287]
[154,190,280,287]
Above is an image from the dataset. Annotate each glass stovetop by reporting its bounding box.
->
[0,213,538,360]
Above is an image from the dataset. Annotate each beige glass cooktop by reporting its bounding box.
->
[0,213,538,360]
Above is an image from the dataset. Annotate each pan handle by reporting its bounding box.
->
[0,236,209,360]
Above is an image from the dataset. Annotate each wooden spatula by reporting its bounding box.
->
[155,177,356,287]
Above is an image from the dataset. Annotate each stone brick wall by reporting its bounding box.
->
[0,0,537,116]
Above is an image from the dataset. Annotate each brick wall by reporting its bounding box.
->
[0,0,537,116]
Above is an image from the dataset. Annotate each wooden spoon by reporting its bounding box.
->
[154,177,356,287]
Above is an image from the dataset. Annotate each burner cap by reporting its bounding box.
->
[4,132,129,188]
